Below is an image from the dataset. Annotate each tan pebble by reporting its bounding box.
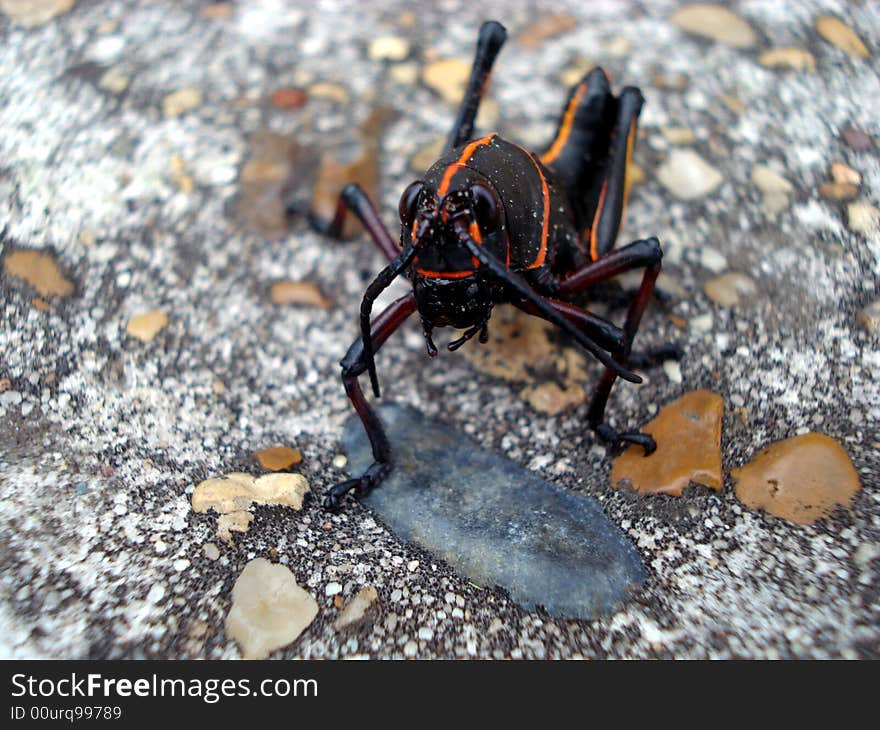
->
[212,379,227,394]
[858,299,880,332]
[31,297,51,312]
[269,280,332,308]
[369,35,410,62]
[816,16,870,58]
[3,249,74,298]
[226,558,318,659]
[0,379,11,393]
[611,389,724,496]
[661,126,696,145]
[0,0,74,27]
[193,472,309,514]
[671,4,757,48]
[758,47,816,71]
[847,201,880,236]
[751,165,793,194]
[255,445,303,471]
[333,595,345,610]
[308,82,349,104]
[125,310,168,342]
[605,35,631,57]
[390,62,419,86]
[99,66,130,94]
[818,181,858,201]
[732,433,861,524]
[652,71,690,91]
[203,542,220,560]
[334,586,380,631]
[830,162,861,185]
[518,13,577,48]
[201,3,232,19]
[423,58,470,104]
[720,93,746,114]
[703,272,757,307]
[162,87,202,117]
[170,154,194,193]
[521,381,583,416]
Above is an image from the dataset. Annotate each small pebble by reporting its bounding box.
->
[125,310,168,342]
[333,586,380,631]
[255,445,303,471]
[403,640,418,658]
[663,360,683,384]
[423,58,470,104]
[611,389,724,496]
[325,582,342,596]
[700,247,728,274]
[841,125,874,151]
[671,4,757,48]
[831,163,861,185]
[389,62,419,86]
[703,272,757,307]
[226,558,318,659]
[3,249,74,298]
[656,149,723,200]
[818,182,858,201]
[751,165,793,195]
[847,202,879,236]
[758,47,816,71]
[815,16,870,58]
[368,35,410,62]
[162,87,202,117]
[203,543,220,560]
[308,82,349,104]
[857,299,880,332]
[332,454,348,469]
[732,433,861,524]
[269,280,332,308]
[270,87,307,110]
[661,126,696,145]
[0,0,73,26]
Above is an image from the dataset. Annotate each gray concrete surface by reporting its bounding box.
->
[0,0,878,658]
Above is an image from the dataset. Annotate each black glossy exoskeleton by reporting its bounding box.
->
[319,21,669,510]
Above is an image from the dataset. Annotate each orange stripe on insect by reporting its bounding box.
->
[415,268,475,280]
[438,134,496,196]
[621,114,638,219]
[540,82,586,165]
[589,180,608,261]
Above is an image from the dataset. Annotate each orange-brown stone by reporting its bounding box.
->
[255,446,303,471]
[611,389,723,496]
[731,433,861,524]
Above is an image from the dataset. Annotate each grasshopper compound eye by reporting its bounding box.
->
[470,181,502,232]
[398,181,425,228]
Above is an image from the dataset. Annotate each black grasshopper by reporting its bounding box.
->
[317,21,670,510]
